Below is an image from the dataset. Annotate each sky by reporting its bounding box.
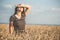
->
[0,0,60,25]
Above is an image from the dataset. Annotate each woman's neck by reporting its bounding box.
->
[16,12,21,16]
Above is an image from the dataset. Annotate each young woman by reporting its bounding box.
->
[9,4,30,34]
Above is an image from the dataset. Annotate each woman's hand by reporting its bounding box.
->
[20,4,31,8]
[24,5,30,8]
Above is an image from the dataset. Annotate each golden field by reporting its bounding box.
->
[0,24,60,40]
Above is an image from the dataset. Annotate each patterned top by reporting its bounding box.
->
[9,12,26,30]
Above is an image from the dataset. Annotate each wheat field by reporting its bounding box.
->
[0,24,60,40]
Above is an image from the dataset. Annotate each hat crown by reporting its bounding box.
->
[15,4,21,7]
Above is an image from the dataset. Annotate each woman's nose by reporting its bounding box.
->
[18,8,21,10]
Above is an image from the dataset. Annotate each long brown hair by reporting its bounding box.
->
[14,4,25,15]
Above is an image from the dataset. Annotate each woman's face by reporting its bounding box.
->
[17,7,23,12]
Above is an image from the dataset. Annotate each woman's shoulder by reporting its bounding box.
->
[9,15,15,21]
[10,15,15,18]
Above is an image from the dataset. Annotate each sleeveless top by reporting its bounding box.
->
[9,12,26,30]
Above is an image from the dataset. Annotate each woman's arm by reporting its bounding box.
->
[9,21,14,34]
[21,4,30,15]
[24,5,30,15]
[9,16,14,34]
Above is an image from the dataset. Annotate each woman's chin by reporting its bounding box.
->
[18,10,21,12]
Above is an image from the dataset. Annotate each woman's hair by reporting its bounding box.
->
[14,4,24,15]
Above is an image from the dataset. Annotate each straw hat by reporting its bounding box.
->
[15,4,24,8]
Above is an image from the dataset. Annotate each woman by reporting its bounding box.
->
[9,4,30,34]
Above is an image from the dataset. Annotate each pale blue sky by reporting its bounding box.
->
[0,0,60,25]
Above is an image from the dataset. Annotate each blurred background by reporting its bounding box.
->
[0,0,60,25]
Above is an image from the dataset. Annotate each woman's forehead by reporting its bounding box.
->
[16,6,23,8]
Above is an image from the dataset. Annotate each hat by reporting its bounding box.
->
[15,4,24,8]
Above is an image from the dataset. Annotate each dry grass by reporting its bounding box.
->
[0,24,60,40]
